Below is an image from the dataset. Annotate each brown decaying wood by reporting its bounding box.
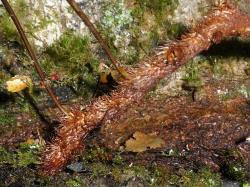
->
[40,3,250,175]
[1,0,68,116]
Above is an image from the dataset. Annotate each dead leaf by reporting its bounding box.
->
[125,131,165,153]
[6,75,32,93]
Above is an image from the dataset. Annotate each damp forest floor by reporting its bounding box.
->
[0,46,250,186]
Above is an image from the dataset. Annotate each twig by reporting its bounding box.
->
[1,0,68,116]
[66,0,126,78]
[40,3,250,175]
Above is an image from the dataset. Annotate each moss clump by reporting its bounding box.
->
[91,162,110,178]
[0,1,20,41]
[152,166,179,185]
[112,154,124,165]
[135,0,175,11]
[83,147,112,163]
[0,110,16,125]
[15,141,41,167]
[131,0,178,22]
[0,146,15,165]
[219,149,249,183]
[81,147,150,183]
[0,141,41,168]
[224,164,246,182]
[42,31,99,99]
[66,176,86,187]
[181,59,204,99]
[80,147,223,186]
[183,61,203,89]
[152,166,222,187]
[90,162,151,184]
[179,169,222,187]
[167,22,187,39]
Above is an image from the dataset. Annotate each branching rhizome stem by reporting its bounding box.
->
[1,0,250,175]
[40,3,250,175]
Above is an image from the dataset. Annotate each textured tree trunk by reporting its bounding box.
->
[40,3,250,175]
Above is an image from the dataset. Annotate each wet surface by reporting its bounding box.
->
[98,79,250,172]
[0,59,249,185]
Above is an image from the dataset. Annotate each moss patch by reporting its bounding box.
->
[42,31,99,99]
[0,141,41,167]
[0,110,16,125]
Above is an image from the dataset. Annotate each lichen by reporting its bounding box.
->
[0,0,51,43]
[98,0,180,64]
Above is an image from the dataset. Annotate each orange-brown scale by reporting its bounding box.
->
[40,3,250,175]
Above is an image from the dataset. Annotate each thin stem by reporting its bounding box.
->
[66,0,126,78]
[1,0,68,116]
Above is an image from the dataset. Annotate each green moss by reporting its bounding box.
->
[0,141,41,168]
[115,164,222,186]
[66,177,86,187]
[179,168,222,187]
[16,142,41,167]
[0,146,16,165]
[112,154,124,165]
[208,58,228,78]
[42,31,99,98]
[83,147,112,163]
[151,163,226,187]
[44,31,98,73]
[92,163,151,183]
[125,165,150,180]
[167,22,187,39]
[132,0,178,19]
[218,149,249,182]
[0,111,16,125]
[0,0,29,41]
[152,166,180,185]
[0,4,19,41]
[224,164,246,182]
[136,0,177,10]
[82,148,150,182]
[238,85,250,99]
[91,162,110,178]
[182,60,203,91]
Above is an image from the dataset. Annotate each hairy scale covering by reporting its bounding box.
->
[40,3,250,175]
